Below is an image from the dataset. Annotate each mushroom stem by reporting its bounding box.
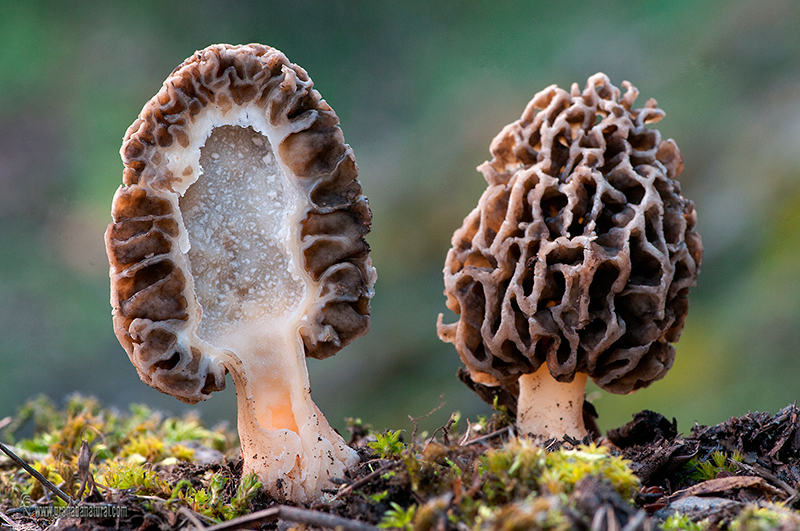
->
[107,45,376,505]
[222,323,358,502]
[516,364,588,439]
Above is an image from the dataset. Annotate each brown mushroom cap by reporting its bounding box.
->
[437,73,703,394]
[106,44,375,404]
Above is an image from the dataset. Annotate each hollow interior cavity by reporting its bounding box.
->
[180,125,304,342]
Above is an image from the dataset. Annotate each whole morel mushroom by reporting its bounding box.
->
[105,44,375,502]
[437,74,702,439]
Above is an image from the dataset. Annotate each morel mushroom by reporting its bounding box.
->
[437,74,702,439]
[105,44,375,502]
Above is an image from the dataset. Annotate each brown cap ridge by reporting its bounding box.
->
[438,73,703,395]
[106,44,375,403]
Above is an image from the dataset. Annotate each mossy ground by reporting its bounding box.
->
[1,396,799,530]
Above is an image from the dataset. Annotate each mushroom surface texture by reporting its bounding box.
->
[437,73,703,439]
[105,44,376,502]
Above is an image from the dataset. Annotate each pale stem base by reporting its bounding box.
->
[516,365,588,439]
[223,327,359,503]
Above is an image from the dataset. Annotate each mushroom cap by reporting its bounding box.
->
[437,74,703,394]
[106,44,375,404]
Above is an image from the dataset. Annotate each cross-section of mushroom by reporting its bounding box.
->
[437,74,702,439]
[105,44,375,502]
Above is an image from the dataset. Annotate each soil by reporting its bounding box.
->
[2,405,799,531]
[612,405,800,524]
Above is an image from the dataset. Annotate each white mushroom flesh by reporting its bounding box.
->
[176,122,357,501]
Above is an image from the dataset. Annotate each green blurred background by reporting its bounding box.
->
[1,0,799,438]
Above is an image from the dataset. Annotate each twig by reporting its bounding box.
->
[666,476,780,502]
[0,441,73,505]
[197,507,279,531]
[465,460,483,498]
[335,460,400,499]
[590,505,616,531]
[428,412,458,446]
[0,511,23,531]
[458,419,474,446]
[179,507,208,529]
[0,446,47,469]
[463,425,512,446]
[0,509,41,531]
[75,441,93,500]
[408,394,445,440]
[736,460,799,503]
[278,506,381,531]
[0,511,16,527]
[199,505,380,531]
[621,510,649,531]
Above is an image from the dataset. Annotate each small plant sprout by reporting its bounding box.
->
[438,74,702,438]
[368,430,405,459]
[106,44,376,502]
[167,472,262,521]
[378,502,416,531]
[687,450,743,481]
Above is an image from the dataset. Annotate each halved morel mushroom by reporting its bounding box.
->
[437,73,702,439]
[105,44,375,502]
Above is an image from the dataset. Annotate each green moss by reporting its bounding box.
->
[2,395,231,468]
[379,501,416,530]
[369,429,406,458]
[479,439,639,504]
[0,394,249,522]
[6,394,800,530]
[370,436,641,530]
[730,504,800,531]
[662,513,708,531]
[685,450,743,481]
[25,462,68,506]
[98,460,171,496]
[481,495,570,531]
[166,472,261,522]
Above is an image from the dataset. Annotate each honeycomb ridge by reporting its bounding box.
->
[438,73,703,394]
